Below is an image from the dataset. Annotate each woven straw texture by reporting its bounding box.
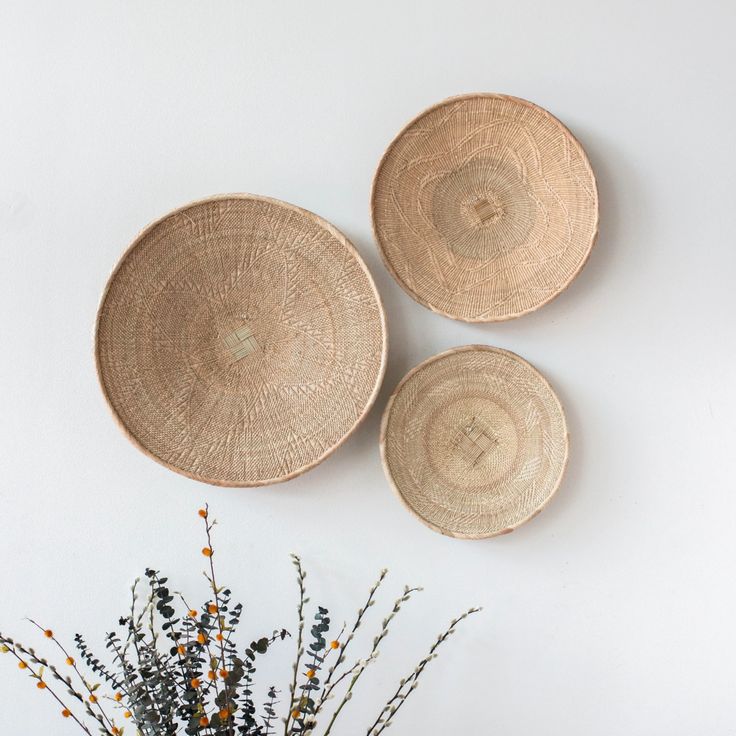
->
[95,194,387,487]
[372,94,598,322]
[380,346,568,538]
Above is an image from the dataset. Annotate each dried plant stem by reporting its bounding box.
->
[0,508,481,736]
[144,596,184,711]
[0,634,95,735]
[201,506,236,736]
[321,585,421,736]
[262,687,278,735]
[367,607,482,735]
[283,554,306,736]
[27,618,116,732]
[177,592,217,736]
[315,569,387,716]
[127,586,167,731]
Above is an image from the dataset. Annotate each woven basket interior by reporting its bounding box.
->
[382,346,567,538]
[96,196,386,486]
[372,94,598,321]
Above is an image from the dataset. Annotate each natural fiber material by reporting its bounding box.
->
[372,94,598,322]
[380,346,568,538]
[95,194,387,487]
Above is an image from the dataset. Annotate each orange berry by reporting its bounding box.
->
[215,633,224,642]
[202,547,213,557]
[65,657,74,666]
[190,678,201,689]
[18,661,27,669]
[43,629,53,639]
[291,709,301,719]
[199,716,209,727]
[114,692,122,702]
[89,694,98,704]
[61,709,71,718]
[219,669,228,678]
[207,670,217,681]
[37,681,47,689]
[306,669,316,678]
[208,604,218,614]
[198,508,207,518]
[197,633,207,645]
[177,645,186,656]
[124,711,131,719]
[219,708,229,720]
[188,609,198,619]
[330,640,340,649]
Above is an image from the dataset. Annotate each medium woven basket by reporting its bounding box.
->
[95,194,387,487]
[380,345,568,538]
[372,93,599,322]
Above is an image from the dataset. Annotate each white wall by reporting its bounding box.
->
[1,1,735,733]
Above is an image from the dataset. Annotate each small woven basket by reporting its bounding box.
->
[95,194,387,487]
[380,345,568,538]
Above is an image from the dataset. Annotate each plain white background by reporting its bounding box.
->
[1,1,735,733]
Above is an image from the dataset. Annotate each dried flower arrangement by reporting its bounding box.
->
[0,506,479,735]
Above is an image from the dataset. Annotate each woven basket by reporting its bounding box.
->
[372,94,598,322]
[380,346,568,538]
[95,194,387,487]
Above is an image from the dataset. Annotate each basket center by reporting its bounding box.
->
[222,325,260,362]
[452,418,497,465]
[472,195,504,224]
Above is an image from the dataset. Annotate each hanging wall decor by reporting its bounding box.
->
[371,93,598,321]
[95,194,387,487]
[380,345,568,538]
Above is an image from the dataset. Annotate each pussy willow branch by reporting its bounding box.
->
[367,607,482,735]
[314,569,387,716]
[127,582,167,732]
[283,554,306,736]
[147,570,198,721]
[144,587,186,717]
[321,585,422,736]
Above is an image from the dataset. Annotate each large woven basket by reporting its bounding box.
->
[380,345,568,538]
[95,194,387,487]
[372,94,598,322]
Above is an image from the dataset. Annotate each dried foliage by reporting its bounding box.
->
[1,507,479,735]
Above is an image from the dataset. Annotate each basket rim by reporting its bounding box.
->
[370,92,600,323]
[94,192,389,488]
[379,344,569,539]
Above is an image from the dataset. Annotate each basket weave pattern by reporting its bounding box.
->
[96,195,386,486]
[372,94,598,321]
[381,346,568,538]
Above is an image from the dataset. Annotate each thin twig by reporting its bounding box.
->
[367,607,482,735]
